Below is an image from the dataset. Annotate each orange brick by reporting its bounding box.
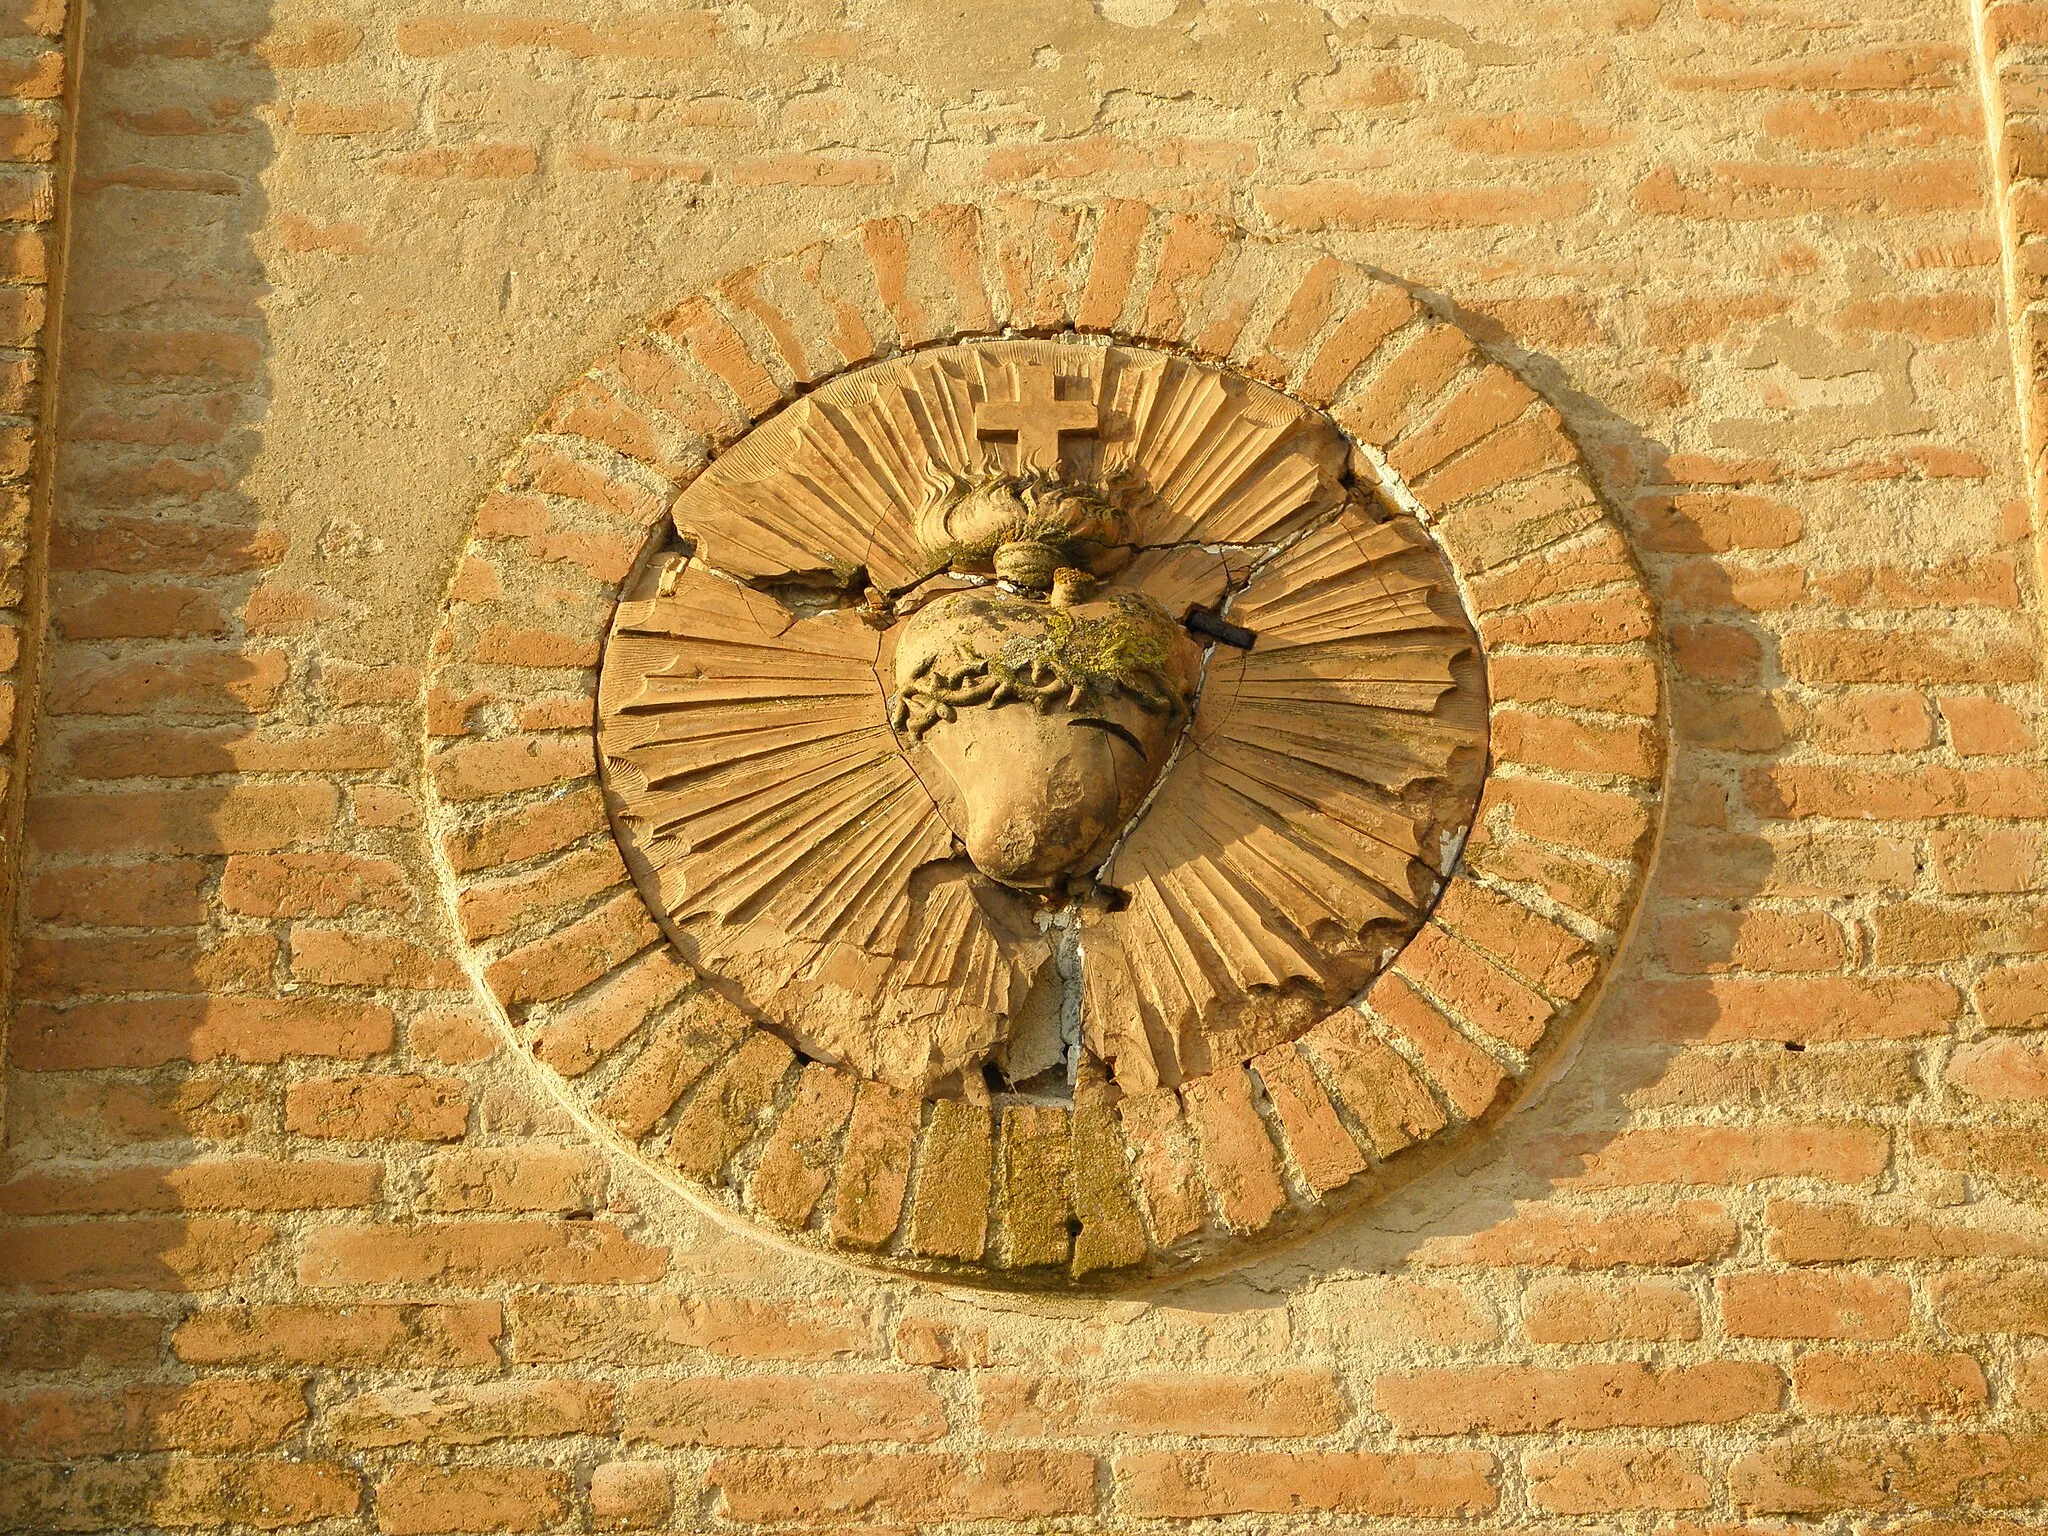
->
[1115,1449,1496,1518]
[220,852,413,918]
[173,1302,503,1366]
[285,1075,469,1141]
[376,1465,568,1535]
[0,1158,378,1215]
[11,996,393,1070]
[0,1307,163,1372]
[29,782,339,856]
[508,1292,875,1364]
[1792,1348,1987,1415]
[1378,1360,1781,1435]
[1491,709,1662,779]
[1628,977,1960,1044]
[1720,1270,1911,1339]
[1523,1278,1702,1343]
[1655,909,1849,973]
[978,1368,1346,1440]
[705,1450,1094,1524]
[0,1459,359,1532]
[1526,1446,1711,1514]
[621,1375,947,1447]
[1941,695,2033,755]
[1730,1430,2048,1513]
[306,1217,660,1292]
[1949,1038,2048,1101]
[0,1379,306,1457]
[0,1218,272,1292]
[329,1381,610,1447]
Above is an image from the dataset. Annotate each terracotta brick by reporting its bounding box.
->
[1977,959,2048,1029]
[736,1064,849,1226]
[1294,285,1416,404]
[1781,629,2036,685]
[1634,491,1803,551]
[1487,651,1659,715]
[173,1303,504,1367]
[1721,1270,1912,1339]
[1179,1068,1287,1232]
[1117,1086,1207,1244]
[829,1081,920,1250]
[706,1450,1094,1524]
[410,1005,499,1065]
[289,927,466,989]
[1932,826,2047,894]
[1413,1200,1737,1268]
[1655,909,1849,973]
[509,1293,874,1364]
[29,782,339,856]
[430,733,592,803]
[12,996,393,1071]
[1491,709,1663,779]
[531,945,696,1077]
[423,1147,604,1212]
[1481,775,1654,860]
[1396,924,1554,1049]
[1377,1360,1781,1434]
[621,1374,946,1447]
[984,1367,1343,1440]
[1769,1200,2048,1263]
[300,1220,665,1288]
[1933,1267,2048,1335]
[1793,1348,1987,1415]
[1942,695,2034,755]
[1335,323,1474,444]
[1115,1448,1497,1518]
[1730,1431,2048,1513]
[375,1465,568,1535]
[588,1463,670,1532]
[0,1379,306,1457]
[1301,1007,1448,1158]
[329,1381,611,1447]
[1248,1043,1365,1193]
[1074,198,1150,330]
[0,1459,360,1533]
[1,1218,272,1292]
[1949,1037,2048,1101]
[0,1306,164,1373]
[1573,1122,1890,1187]
[285,1075,469,1142]
[220,852,413,919]
[484,890,661,1009]
[1526,1446,1712,1514]
[1627,977,1960,1044]
[667,1029,794,1182]
[1482,590,1655,648]
[1367,973,1509,1120]
[1523,1278,1703,1343]
[0,1158,379,1215]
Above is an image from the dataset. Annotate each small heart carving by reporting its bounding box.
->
[892,583,1202,890]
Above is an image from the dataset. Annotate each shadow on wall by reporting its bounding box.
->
[0,0,313,1524]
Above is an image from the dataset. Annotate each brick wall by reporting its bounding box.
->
[4,0,2047,1531]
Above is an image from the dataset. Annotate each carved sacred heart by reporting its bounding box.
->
[892,577,1203,890]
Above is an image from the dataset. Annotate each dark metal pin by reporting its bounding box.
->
[1185,607,1258,650]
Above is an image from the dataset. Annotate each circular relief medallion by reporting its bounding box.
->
[590,338,1492,1284]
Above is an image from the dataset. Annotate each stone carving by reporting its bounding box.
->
[597,339,1489,1102]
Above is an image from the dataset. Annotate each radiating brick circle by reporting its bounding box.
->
[423,199,1667,1290]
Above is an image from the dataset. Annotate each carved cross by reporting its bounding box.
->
[975,360,1100,472]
